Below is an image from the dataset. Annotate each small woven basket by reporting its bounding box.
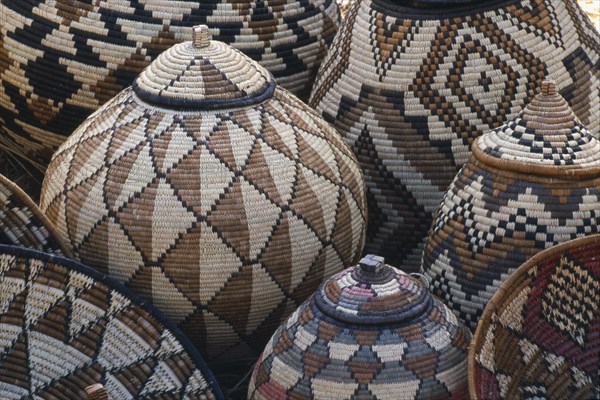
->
[469,234,600,399]
[0,244,223,400]
[309,0,600,272]
[422,80,600,329]
[40,26,367,368]
[248,254,472,399]
[0,0,340,170]
[0,173,70,256]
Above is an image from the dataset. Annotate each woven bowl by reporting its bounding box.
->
[0,244,223,400]
[248,255,472,399]
[309,0,600,272]
[40,26,367,368]
[0,173,70,256]
[0,0,340,170]
[422,80,600,329]
[469,234,600,399]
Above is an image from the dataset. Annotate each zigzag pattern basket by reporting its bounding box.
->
[469,234,600,399]
[0,0,340,170]
[40,26,367,368]
[309,0,600,272]
[0,245,223,400]
[422,80,600,329]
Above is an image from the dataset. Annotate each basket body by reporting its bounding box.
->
[309,0,600,272]
[0,245,223,400]
[0,0,340,170]
[249,257,472,399]
[469,235,600,400]
[39,34,367,365]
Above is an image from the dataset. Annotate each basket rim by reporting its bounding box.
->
[467,233,600,399]
[0,173,73,257]
[0,244,225,400]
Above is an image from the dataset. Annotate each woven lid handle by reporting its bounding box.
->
[541,79,557,96]
[85,384,111,400]
[359,254,385,274]
[192,25,211,48]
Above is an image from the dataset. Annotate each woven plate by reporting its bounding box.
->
[0,244,223,400]
[468,234,600,399]
[0,0,340,170]
[422,80,600,329]
[40,26,367,368]
[309,0,600,272]
[248,255,472,399]
[0,173,70,256]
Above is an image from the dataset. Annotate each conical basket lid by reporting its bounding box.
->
[133,25,275,110]
[315,254,433,324]
[474,80,600,174]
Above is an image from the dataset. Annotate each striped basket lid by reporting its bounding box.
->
[248,255,472,399]
[422,80,600,329]
[40,26,367,370]
[0,0,340,171]
[0,173,71,257]
[0,244,224,400]
[468,234,600,399]
[308,0,600,273]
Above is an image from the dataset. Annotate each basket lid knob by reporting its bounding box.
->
[358,254,385,274]
[541,79,557,96]
[192,25,211,49]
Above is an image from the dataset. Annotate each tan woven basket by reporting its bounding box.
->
[0,0,340,171]
[0,245,223,400]
[40,26,367,371]
[468,234,600,399]
[422,80,600,329]
[309,0,600,273]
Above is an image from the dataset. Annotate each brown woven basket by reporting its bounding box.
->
[40,26,367,370]
[421,80,600,329]
[0,0,340,171]
[0,244,224,400]
[309,0,600,272]
[468,234,600,400]
[0,173,71,256]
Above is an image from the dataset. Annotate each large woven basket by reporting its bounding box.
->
[0,173,70,256]
[0,0,340,171]
[40,26,367,369]
[468,234,600,399]
[422,80,600,329]
[309,0,600,272]
[248,254,472,399]
[0,244,223,400]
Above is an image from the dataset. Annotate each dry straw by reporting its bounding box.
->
[40,26,367,369]
[249,254,472,399]
[422,80,600,329]
[0,0,340,170]
[468,234,600,399]
[0,173,71,256]
[309,0,600,273]
[0,245,223,400]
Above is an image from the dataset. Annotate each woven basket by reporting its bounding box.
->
[40,26,367,368]
[468,234,600,399]
[0,244,223,400]
[248,254,472,399]
[0,0,340,171]
[421,80,600,329]
[309,0,600,272]
[0,173,71,256]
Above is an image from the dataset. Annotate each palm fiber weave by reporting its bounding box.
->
[469,234,600,400]
[0,0,340,171]
[0,173,70,256]
[422,80,600,329]
[0,244,223,400]
[40,26,367,367]
[248,255,472,399]
[309,0,600,272]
